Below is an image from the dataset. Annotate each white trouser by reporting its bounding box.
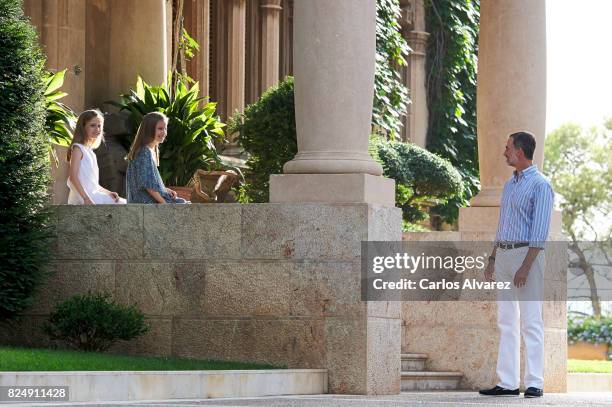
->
[495,246,545,390]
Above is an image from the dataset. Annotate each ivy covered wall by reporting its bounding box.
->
[425,0,480,225]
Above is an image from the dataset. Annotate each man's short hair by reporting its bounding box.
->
[509,131,536,160]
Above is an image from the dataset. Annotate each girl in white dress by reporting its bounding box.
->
[67,110,126,205]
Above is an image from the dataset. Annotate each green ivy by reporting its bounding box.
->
[374,0,410,139]
[425,0,480,225]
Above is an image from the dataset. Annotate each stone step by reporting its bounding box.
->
[401,353,428,371]
[401,371,463,391]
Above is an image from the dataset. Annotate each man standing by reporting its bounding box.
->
[479,131,554,398]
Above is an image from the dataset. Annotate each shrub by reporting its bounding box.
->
[229,77,296,203]
[0,0,52,320]
[568,315,612,346]
[108,76,226,186]
[44,292,149,352]
[370,137,464,224]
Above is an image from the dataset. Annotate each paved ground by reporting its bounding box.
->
[6,392,612,407]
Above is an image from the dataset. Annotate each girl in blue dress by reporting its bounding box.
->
[126,112,188,204]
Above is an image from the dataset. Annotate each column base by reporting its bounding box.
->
[459,206,563,238]
[468,187,504,207]
[269,174,395,207]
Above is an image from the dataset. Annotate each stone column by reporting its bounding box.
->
[456,1,566,392]
[221,0,247,156]
[260,0,282,93]
[226,0,246,118]
[24,0,86,112]
[404,30,429,147]
[184,0,211,98]
[466,0,547,209]
[398,0,429,147]
[270,0,395,206]
[279,0,294,78]
[107,0,168,101]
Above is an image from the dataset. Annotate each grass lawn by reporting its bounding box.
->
[568,359,612,373]
[0,347,281,372]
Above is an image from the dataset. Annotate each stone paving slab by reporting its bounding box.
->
[5,392,612,407]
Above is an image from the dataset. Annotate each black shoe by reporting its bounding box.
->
[524,387,543,398]
[478,385,520,396]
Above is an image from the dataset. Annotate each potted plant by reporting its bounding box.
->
[568,315,612,360]
[108,76,228,197]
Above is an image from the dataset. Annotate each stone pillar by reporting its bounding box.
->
[220,0,246,156]
[226,0,246,118]
[404,30,429,147]
[184,0,211,98]
[107,0,168,103]
[467,0,547,208]
[279,0,294,78]
[260,0,282,93]
[23,0,86,112]
[399,0,429,147]
[270,0,395,206]
[454,0,566,393]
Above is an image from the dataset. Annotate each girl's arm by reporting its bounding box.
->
[68,147,94,205]
[146,188,167,204]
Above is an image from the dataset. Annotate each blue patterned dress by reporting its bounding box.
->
[126,147,187,204]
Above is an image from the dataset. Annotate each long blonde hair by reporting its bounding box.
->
[126,112,168,165]
[67,109,104,162]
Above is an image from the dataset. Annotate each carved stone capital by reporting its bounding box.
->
[407,30,429,55]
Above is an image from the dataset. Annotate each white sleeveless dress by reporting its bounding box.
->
[67,143,126,205]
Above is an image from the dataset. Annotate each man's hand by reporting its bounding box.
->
[513,265,530,288]
[484,260,495,282]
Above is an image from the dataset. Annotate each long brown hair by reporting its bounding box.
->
[67,109,104,162]
[126,112,168,166]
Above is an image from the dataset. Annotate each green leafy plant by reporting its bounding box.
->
[0,0,53,320]
[370,136,464,225]
[425,0,480,225]
[374,0,410,139]
[44,292,149,352]
[230,77,297,203]
[44,69,76,147]
[108,76,226,186]
[568,315,612,346]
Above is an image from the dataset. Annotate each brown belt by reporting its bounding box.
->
[496,242,529,250]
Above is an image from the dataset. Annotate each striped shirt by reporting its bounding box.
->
[495,165,554,249]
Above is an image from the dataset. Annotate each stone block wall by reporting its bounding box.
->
[0,204,402,395]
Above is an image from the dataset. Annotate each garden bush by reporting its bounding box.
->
[370,137,464,225]
[568,315,612,346]
[0,0,53,320]
[229,77,296,203]
[44,292,149,352]
[108,76,226,186]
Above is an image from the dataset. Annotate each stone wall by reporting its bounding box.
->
[0,203,402,395]
[401,231,568,392]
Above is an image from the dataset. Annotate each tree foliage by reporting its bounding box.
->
[230,77,296,203]
[544,121,612,316]
[425,0,480,224]
[0,0,52,320]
